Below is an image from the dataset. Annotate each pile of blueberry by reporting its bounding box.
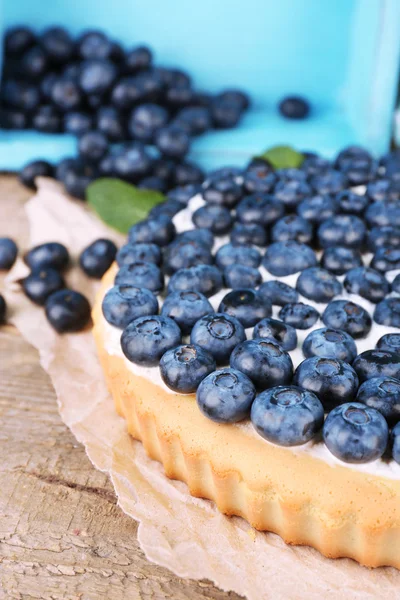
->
[100,145,400,466]
[2,26,249,199]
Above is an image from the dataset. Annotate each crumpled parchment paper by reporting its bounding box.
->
[5,177,400,600]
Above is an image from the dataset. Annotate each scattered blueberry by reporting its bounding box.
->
[102,284,158,329]
[302,327,357,362]
[230,339,293,389]
[0,238,18,270]
[0,295,6,323]
[278,96,310,119]
[22,267,65,306]
[129,103,169,142]
[161,290,213,334]
[190,313,246,364]
[279,302,319,330]
[121,315,181,366]
[24,242,69,271]
[253,317,297,351]
[19,160,54,189]
[79,238,117,278]
[196,368,256,423]
[155,125,190,159]
[45,289,91,333]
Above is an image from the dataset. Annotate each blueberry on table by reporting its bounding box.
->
[155,126,190,159]
[128,103,169,143]
[0,109,28,130]
[2,80,40,112]
[322,300,371,339]
[317,214,366,249]
[161,290,213,334]
[60,159,98,200]
[190,313,246,364]
[192,204,232,235]
[251,385,324,446]
[45,289,91,333]
[22,267,65,306]
[323,403,388,464]
[168,264,223,297]
[230,339,293,390]
[215,243,261,270]
[160,344,216,394]
[19,160,54,190]
[102,285,158,329]
[218,289,271,328]
[210,98,242,129]
[0,238,18,270]
[124,45,153,72]
[218,89,250,111]
[373,297,400,328]
[278,96,310,119]
[297,194,338,225]
[236,194,284,227]
[78,131,108,164]
[293,356,359,411]
[196,368,256,423]
[121,315,181,366]
[32,105,61,133]
[230,223,268,247]
[117,242,161,267]
[40,26,74,64]
[79,238,117,279]
[165,86,194,109]
[262,241,317,277]
[352,349,400,383]
[391,422,400,464]
[51,78,82,112]
[78,30,113,60]
[24,242,69,272]
[21,45,49,80]
[296,267,342,303]
[113,145,153,182]
[63,111,93,136]
[253,317,297,352]
[376,333,400,355]
[5,26,36,57]
[163,239,213,275]
[279,302,319,330]
[320,246,363,276]
[115,262,164,293]
[174,106,212,136]
[343,267,389,304]
[302,327,357,363]
[0,294,7,323]
[257,280,298,307]
[356,376,400,426]
[128,216,176,246]
[271,215,313,245]
[79,59,117,95]
[96,106,125,142]
[223,264,261,290]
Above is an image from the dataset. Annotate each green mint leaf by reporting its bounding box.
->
[86,178,165,233]
[256,145,305,169]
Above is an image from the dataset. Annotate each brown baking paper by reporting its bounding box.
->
[5,177,400,600]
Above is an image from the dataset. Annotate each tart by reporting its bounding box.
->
[93,154,400,569]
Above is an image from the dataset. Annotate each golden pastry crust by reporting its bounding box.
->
[93,265,400,569]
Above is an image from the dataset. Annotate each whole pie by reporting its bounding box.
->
[93,151,400,569]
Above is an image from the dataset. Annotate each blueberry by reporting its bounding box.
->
[230,339,293,389]
[113,145,152,182]
[202,177,242,209]
[19,160,54,190]
[128,216,175,246]
[79,59,117,95]
[111,76,143,109]
[374,297,400,328]
[297,194,338,225]
[124,46,152,72]
[96,106,125,142]
[78,131,109,164]
[192,204,232,234]
[335,145,372,167]
[196,368,256,423]
[160,344,216,394]
[276,168,308,183]
[352,349,400,383]
[24,242,69,271]
[174,106,211,135]
[139,177,169,195]
[155,126,190,159]
[365,201,400,228]
[279,302,319,330]
[258,282,297,309]
[274,180,312,211]
[168,264,223,297]
[5,26,35,57]
[163,239,213,274]
[367,179,400,203]
[211,98,242,128]
[242,168,277,196]
[129,103,169,143]
[190,313,246,364]
[271,215,313,245]
[79,238,117,279]
[78,30,112,60]
[175,228,214,248]
[32,105,61,133]
[41,26,74,64]
[294,357,359,411]
[236,194,284,227]
[335,190,369,215]
[356,376,400,426]
[0,238,18,270]
[301,156,332,177]
[2,80,40,112]
[21,45,48,80]
[391,422,400,463]
[121,315,181,366]
[116,243,161,268]
[367,226,400,251]
[0,109,28,130]
[167,184,202,205]
[322,300,371,339]
[102,285,158,329]
[223,264,261,289]
[251,385,323,447]
[377,333,400,354]
[323,403,388,463]
[45,289,91,333]
[115,261,164,293]
[22,267,65,306]
[310,170,347,195]
[215,243,261,270]
[318,214,366,249]
[370,247,400,273]
[218,89,250,110]
[278,96,310,119]
[296,267,342,303]
[343,267,389,304]
[218,289,271,328]
[320,246,363,275]
[161,290,213,334]
[51,78,82,112]
[302,327,357,362]
[173,161,204,186]
[0,295,6,323]
[60,159,98,200]
[253,317,297,351]
[64,111,93,136]
[262,241,317,276]
[157,67,191,88]
[230,223,268,246]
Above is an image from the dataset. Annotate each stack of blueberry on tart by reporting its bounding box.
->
[93,145,400,568]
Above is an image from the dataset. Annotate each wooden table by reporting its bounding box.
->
[0,176,243,600]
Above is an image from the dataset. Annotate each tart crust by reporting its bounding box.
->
[93,265,400,569]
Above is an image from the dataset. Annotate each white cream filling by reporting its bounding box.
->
[102,193,400,480]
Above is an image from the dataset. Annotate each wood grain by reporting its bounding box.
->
[0,176,243,600]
